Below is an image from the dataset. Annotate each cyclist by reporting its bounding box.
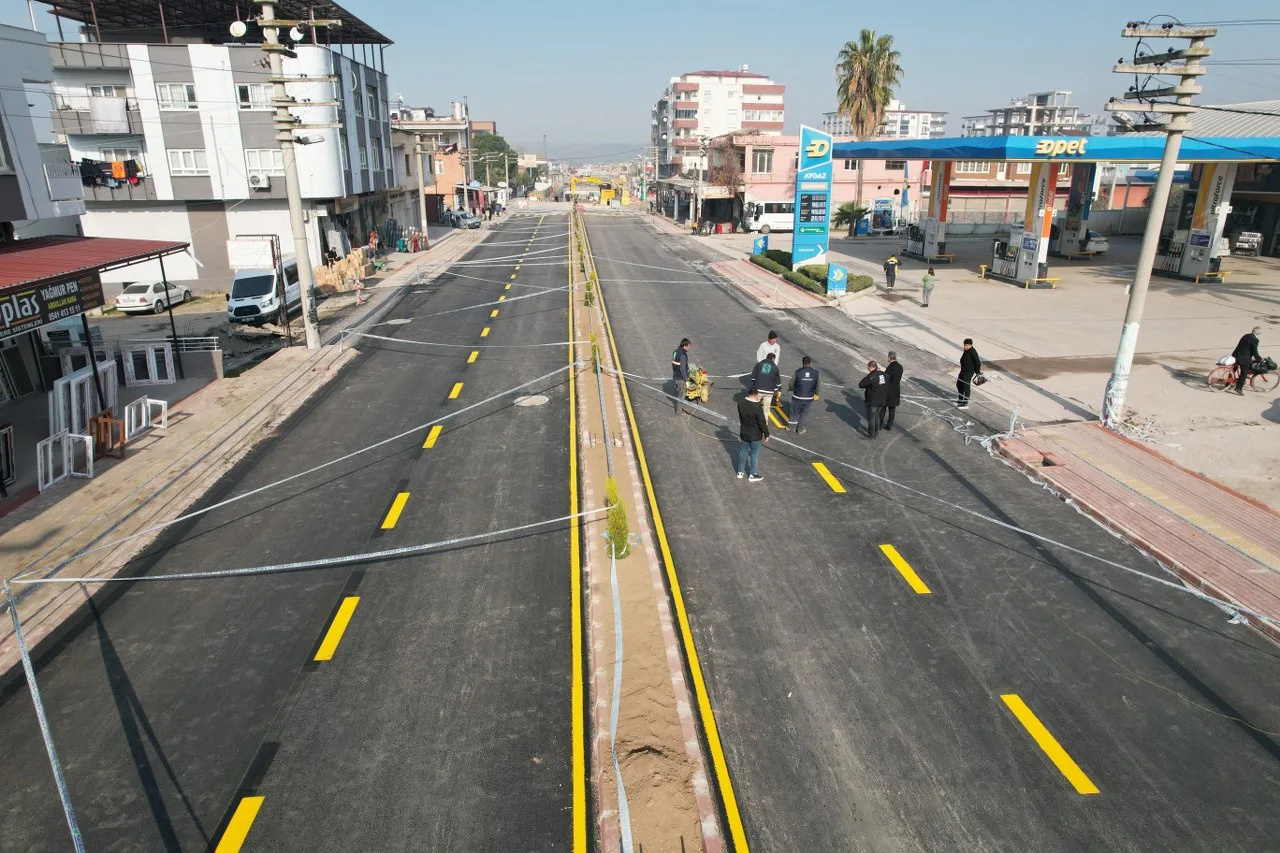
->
[1231,326,1262,396]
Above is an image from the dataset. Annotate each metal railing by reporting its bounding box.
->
[122,337,220,353]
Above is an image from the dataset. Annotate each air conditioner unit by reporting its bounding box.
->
[248,174,271,190]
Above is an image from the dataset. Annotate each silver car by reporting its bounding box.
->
[114,281,192,314]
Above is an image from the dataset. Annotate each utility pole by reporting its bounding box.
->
[255,2,341,350]
[414,132,430,249]
[694,137,707,226]
[1101,21,1215,426]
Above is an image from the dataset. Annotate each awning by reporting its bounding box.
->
[0,236,190,292]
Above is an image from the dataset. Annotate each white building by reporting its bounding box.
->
[961,90,1094,137]
[42,4,394,289]
[822,100,947,140]
[651,68,785,178]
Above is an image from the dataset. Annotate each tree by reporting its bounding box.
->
[835,30,903,224]
[471,132,519,185]
[832,201,871,237]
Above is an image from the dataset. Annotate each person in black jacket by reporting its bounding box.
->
[750,352,781,425]
[858,360,889,438]
[788,356,820,434]
[957,338,981,409]
[1231,326,1262,395]
[671,337,691,413]
[735,389,770,481]
[881,351,903,430]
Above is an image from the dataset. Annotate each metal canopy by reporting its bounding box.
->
[832,135,1280,163]
[43,0,392,45]
[0,236,190,292]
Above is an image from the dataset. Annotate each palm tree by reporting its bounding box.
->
[835,30,903,234]
[832,201,871,236]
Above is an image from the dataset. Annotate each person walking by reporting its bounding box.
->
[859,360,889,438]
[755,331,781,410]
[735,389,769,481]
[671,337,691,414]
[751,352,782,425]
[883,255,899,290]
[881,351,903,430]
[957,338,982,409]
[921,267,936,307]
[1232,326,1262,395]
[788,356,820,434]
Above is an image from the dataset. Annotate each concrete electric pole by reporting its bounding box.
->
[1101,21,1215,426]
[255,2,342,350]
[414,133,430,249]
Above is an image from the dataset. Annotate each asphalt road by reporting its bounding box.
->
[585,211,1280,852]
[0,212,576,852]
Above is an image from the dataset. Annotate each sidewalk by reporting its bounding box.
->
[996,423,1280,643]
[0,227,488,685]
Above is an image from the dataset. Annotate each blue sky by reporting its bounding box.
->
[6,1,1278,158]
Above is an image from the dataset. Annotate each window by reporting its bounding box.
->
[100,147,144,168]
[674,109,696,120]
[89,85,127,98]
[405,153,412,175]
[359,145,368,169]
[353,85,363,116]
[1015,162,1032,175]
[167,149,208,176]
[843,159,858,171]
[744,110,779,122]
[338,134,348,167]
[370,144,381,171]
[237,83,272,110]
[954,161,990,173]
[752,149,773,174]
[244,148,284,177]
[886,160,906,171]
[435,159,444,175]
[156,83,196,110]
[366,86,378,121]
[762,202,794,215]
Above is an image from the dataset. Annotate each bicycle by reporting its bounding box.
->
[1207,360,1279,392]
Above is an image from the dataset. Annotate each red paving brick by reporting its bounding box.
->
[996,422,1280,643]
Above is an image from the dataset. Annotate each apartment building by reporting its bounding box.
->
[651,68,785,179]
[822,100,947,140]
[390,103,503,222]
[960,90,1094,137]
[944,159,1078,215]
[43,2,394,289]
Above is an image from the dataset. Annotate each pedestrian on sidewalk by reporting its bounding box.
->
[788,356,820,434]
[751,352,782,425]
[881,352,902,430]
[736,389,770,481]
[957,338,982,409]
[1231,326,1262,395]
[883,255,899,290]
[921,267,936,307]
[671,337,691,414]
[859,360,889,438]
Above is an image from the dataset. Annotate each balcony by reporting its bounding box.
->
[49,42,129,69]
[52,98,144,135]
[82,177,158,203]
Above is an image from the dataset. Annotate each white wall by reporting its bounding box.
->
[227,200,324,269]
[80,206,198,283]
[287,47,345,199]
[128,44,173,199]
[190,45,249,200]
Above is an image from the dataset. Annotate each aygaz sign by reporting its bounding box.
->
[0,271,105,342]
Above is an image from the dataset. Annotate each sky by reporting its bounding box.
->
[5,0,1278,160]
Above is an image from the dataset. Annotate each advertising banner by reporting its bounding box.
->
[792,125,834,267]
[752,235,769,255]
[827,264,848,296]
[0,271,104,342]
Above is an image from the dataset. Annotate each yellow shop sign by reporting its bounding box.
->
[1034,138,1088,157]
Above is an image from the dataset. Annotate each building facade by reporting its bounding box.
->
[390,103,502,222]
[961,91,1094,137]
[48,36,393,289]
[822,100,947,140]
[651,69,785,179]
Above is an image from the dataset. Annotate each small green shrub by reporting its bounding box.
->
[797,264,828,284]
[761,249,793,268]
[783,270,825,294]
[749,255,789,275]
[848,274,874,293]
[605,477,631,559]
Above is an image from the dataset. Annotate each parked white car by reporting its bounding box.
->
[115,281,192,314]
[1084,230,1110,253]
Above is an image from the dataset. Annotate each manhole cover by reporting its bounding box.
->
[514,395,550,407]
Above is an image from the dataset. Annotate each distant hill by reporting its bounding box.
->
[514,141,647,163]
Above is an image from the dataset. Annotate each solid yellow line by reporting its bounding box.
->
[467,350,479,364]
[1000,694,1099,795]
[585,214,750,851]
[812,462,847,494]
[480,327,490,338]
[215,796,264,852]
[490,309,500,318]
[878,544,931,594]
[314,596,360,661]
[448,382,463,400]
[423,425,443,448]
[380,492,410,529]
[568,211,587,852]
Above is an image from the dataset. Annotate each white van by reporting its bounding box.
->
[226,256,299,325]
[746,201,795,234]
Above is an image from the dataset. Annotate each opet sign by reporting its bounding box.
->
[1034,138,1088,157]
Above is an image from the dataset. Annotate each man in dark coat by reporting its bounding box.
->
[881,351,903,430]
[957,338,981,409]
[1232,326,1262,395]
[858,359,889,438]
[735,389,770,481]
[671,337,691,413]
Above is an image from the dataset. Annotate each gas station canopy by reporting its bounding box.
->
[832,135,1280,163]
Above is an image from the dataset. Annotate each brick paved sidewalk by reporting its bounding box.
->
[709,259,829,310]
[996,422,1280,643]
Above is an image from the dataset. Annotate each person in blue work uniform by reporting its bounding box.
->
[670,337,691,413]
[750,352,781,426]
[788,356,820,434]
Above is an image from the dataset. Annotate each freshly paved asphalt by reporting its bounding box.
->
[0,212,575,851]
[586,211,1280,852]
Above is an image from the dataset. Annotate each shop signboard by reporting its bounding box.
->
[0,271,104,342]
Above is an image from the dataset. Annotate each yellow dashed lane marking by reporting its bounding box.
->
[812,462,846,493]
[449,382,463,399]
[490,309,499,318]
[381,492,411,529]
[215,796,264,852]
[1001,694,1099,795]
[314,596,360,661]
[467,350,479,363]
[423,425,443,448]
[879,544,931,594]
[481,327,490,337]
